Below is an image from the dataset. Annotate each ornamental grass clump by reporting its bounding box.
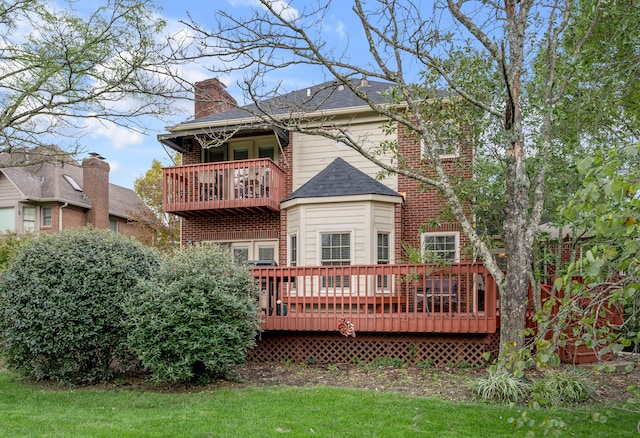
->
[473,371,531,403]
[125,244,261,384]
[0,227,160,384]
[531,368,594,405]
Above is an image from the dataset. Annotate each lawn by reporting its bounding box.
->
[0,371,637,437]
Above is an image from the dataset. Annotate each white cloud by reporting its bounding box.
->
[227,0,299,21]
[84,118,145,150]
[336,21,346,39]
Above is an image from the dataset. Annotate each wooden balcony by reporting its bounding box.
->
[251,263,498,334]
[163,159,285,217]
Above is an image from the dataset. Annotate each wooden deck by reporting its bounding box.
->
[163,159,285,217]
[251,263,498,334]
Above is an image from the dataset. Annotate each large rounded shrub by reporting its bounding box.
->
[0,227,160,383]
[125,244,260,384]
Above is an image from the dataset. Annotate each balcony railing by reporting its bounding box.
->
[251,263,498,334]
[163,159,285,217]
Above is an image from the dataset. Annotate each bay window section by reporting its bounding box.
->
[321,232,350,288]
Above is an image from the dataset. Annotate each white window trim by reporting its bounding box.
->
[420,138,460,160]
[420,231,460,263]
[317,230,354,266]
[288,232,298,266]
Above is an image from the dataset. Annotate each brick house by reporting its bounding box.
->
[0,151,152,239]
[158,78,498,365]
[159,78,471,266]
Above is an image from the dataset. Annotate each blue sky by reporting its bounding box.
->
[81,0,367,189]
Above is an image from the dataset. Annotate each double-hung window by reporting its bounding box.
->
[377,232,390,289]
[22,206,35,232]
[420,123,460,159]
[42,207,52,227]
[421,232,459,263]
[321,232,350,288]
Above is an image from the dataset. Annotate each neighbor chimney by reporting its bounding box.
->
[83,156,110,229]
[194,78,238,119]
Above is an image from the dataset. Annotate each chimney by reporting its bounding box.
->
[83,155,110,229]
[194,78,237,119]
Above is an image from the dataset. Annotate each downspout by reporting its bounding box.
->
[59,202,68,231]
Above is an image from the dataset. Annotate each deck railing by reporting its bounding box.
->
[251,263,498,334]
[163,159,285,216]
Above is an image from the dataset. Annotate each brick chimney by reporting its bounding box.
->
[82,156,110,229]
[194,78,237,119]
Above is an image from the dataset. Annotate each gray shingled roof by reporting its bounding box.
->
[181,79,394,126]
[0,156,149,219]
[283,157,401,202]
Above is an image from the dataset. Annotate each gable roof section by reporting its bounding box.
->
[0,158,149,219]
[182,79,394,127]
[282,157,401,203]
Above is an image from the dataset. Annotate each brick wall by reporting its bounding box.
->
[182,212,281,244]
[397,123,474,261]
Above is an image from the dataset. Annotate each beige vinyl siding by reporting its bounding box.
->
[0,175,21,203]
[304,203,366,265]
[373,202,395,262]
[289,200,396,266]
[292,120,397,192]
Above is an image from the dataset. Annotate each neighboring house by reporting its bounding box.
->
[0,152,151,239]
[158,78,498,366]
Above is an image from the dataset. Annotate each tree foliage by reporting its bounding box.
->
[125,244,261,384]
[133,157,181,252]
[0,227,160,383]
[0,0,179,160]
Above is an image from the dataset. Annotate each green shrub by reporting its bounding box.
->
[0,231,33,271]
[531,368,594,404]
[125,244,260,384]
[0,227,160,383]
[473,371,531,403]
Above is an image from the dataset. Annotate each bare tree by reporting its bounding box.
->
[0,0,181,164]
[177,0,603,356]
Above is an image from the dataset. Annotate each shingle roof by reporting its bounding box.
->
[181,79,394,126]
[282,157,401,202]
[0,155,149,219]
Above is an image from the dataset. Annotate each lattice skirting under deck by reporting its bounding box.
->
[247,332,500,367]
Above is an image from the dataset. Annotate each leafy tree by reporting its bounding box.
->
[0,227,160,383]
[125,244,260,384]
[0,0,179,161]
[534,145,640,362]
[133,157,181,252]
[176,0,618,356]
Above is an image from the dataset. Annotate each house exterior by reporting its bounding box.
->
[158,78,498,366]
[160,78,472,266]
[0,151,151,239]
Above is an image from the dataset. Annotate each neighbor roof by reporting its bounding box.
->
[0,156,148,219]
[282,157,401,202]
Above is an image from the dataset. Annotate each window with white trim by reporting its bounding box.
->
[109,219,118,232]
[289,234,297,266]
[321,232,350,288]
[377,232,390,289]
[42,207,52,227]
[23,206,35,232]
[421,232,459,263]
[420,123,460,159]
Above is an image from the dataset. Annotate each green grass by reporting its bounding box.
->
[0,371,637,437]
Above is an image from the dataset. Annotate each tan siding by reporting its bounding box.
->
[0,175,21,203]
[292,121,397,192]
[300,203,370,265]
